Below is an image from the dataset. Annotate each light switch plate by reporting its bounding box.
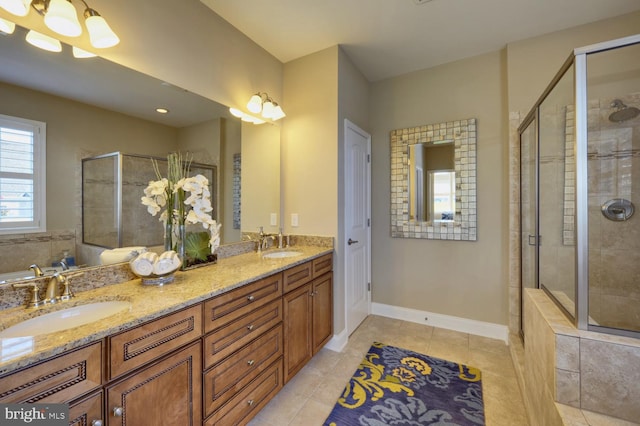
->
[270,213,277,226]
[291,213,299,227]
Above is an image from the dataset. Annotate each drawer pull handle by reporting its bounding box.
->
[247,324,255,331]
[247,359,255,366]
[113,407,124,417]
[247,399,254,406]
[247,295,255,301]
[91,421,103,426]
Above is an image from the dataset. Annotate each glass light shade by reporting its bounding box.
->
[72,46,96,58]
[0,0,31,17]
[271,105,286,120]
[229,108,244,118]
[247,94,262,113]
[0,17,15,34]
[261,100,274,119]
[26,29,62,52]
[85,14,119,48]
[45,0,82,37]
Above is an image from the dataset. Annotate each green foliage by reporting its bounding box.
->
[184,231,210,261]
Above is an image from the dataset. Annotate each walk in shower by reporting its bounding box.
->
[82,152,216,249]
[519,34,640,338]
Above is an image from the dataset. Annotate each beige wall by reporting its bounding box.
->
[370,51,508,324]
[506,11,640,113]
[282,47,339,237]
[0,82,178,230]
[241,123,281,235]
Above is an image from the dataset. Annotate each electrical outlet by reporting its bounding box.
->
[291,213,299,227]
[270,213,277,226]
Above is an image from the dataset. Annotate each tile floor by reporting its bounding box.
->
[248,315,529,425]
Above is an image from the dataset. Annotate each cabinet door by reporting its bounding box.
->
[283,283,312,383]
[312,272,333,354]
[69,390,103,426]
[106,341,202,426]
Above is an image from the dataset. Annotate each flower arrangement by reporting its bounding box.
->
[141,152,221,267]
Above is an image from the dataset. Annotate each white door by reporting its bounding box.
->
[344,119,371,336]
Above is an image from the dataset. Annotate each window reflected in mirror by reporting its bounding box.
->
[391,118,477,241]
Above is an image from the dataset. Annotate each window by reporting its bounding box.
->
[0,114,46,234]
[430,170,455,221]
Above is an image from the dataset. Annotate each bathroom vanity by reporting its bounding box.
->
[0,247,333,426]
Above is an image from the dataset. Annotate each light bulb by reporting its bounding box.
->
[84,9,119,48]
[0,0,31,17]
[45,0,82,37]
[271,105,286,121]
[0,17,15,34]
[26,29,62,52]
[261,100,274,119]
[229,108,244,118]
[247,94,263,113]
[72,46,97,58]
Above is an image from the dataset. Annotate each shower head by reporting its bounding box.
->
[609,99,640,123]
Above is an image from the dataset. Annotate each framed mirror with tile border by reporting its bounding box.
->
[390,118,477,241]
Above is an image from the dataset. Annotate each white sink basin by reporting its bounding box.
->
[262,250,302,259]
[0,301,132,338]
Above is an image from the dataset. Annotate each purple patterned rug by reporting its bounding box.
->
[324,342,485,425]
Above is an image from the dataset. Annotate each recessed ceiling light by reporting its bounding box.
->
[413,0,434,4]
[155,108,169,114]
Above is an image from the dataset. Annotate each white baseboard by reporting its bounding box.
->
[372,302,509,344]
[324,328,349,352]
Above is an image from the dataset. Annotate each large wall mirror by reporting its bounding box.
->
[0,24,280,276]
[390,118,477,241]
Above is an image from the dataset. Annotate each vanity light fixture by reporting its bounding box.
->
[25,28,61,51]
[0,16,15,33]
[0,0,119,48]
[71,45,95,57]
[229,107,266,125]
[246,92,286,121]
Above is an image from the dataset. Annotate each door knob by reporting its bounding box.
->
[348,238,359,245]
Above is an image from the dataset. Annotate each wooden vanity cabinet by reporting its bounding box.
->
[0,341,103,405]
[106,341,202,426]
[202,273,284,425]
[68,391,104,426]
[283,254,333,383]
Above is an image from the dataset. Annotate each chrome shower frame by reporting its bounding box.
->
[518,33,640,339]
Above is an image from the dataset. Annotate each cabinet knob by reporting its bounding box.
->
[91,420,104,426]
[310,291,315,297]
[247,399,254,406]
[247,359,255,366]
[247,295,255,302]
[113,407,124,417]
[247,324,255,331]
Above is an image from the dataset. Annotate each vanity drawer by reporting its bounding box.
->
[204,358,283,426]
[312,253,333,277]
[108,304,202,379]
[203,298,282,368]
[68,390,103,426]
[204,273,282,334]
[0,341,102,404]
[203,324,282,416]
[282,261,313,293]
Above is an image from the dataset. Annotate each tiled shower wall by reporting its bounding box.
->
[586,93,640,331]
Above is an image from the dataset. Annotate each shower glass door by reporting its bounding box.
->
[520,116,537,336]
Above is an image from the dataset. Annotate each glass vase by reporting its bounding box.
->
[177,223,186,270]
[164,222,173,252]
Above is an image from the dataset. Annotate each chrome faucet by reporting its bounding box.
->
[257,226,275,253]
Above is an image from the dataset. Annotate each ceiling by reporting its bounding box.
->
[202,0,640,81]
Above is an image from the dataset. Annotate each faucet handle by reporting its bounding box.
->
[12,282,45,308]
[55,271,82,301]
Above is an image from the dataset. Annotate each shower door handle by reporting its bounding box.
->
[528,235,539,246]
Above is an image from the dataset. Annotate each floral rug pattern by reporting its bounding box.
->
[324,342,485,425]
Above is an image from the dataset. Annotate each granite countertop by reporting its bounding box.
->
[0,246,332,376]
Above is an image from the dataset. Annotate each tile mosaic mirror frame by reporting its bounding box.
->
[390,118,477,241]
